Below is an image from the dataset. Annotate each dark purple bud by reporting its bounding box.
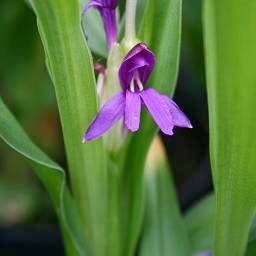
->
[82,0,119,50]
[94,63,106,74]
[193,252,212,256]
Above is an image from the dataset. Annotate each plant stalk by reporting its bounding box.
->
[125,0,138,40]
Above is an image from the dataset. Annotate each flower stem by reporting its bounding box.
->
[125,0,137,40]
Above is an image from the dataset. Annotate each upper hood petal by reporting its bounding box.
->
[119,43,156,89]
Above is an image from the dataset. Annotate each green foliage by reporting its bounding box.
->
[139,0,181,95]
[29,0,116,255]
[0,97,86,256]
[203,1,256,255]
[119,0,183,255]
[6,0,255,256]
[140,138,191,256]
[185,194,215,253]
[246,241,256,256]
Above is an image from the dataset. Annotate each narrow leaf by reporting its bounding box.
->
[0,97,86,256]
[30,0,109,254]
[120,1,183,254]
[140,137,192,256]
[185,194,215,254]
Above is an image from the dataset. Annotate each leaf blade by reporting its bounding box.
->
[30,0,109,254]
[203,1,256,255]
[185,194,215,254]
[140,137,192,256]
[0,97,87,256]
[120,1,183,254]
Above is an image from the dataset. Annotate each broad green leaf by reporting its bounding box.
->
[185,194,215,253]
[140,137,192,256]
[120,1,182,255]
[203,1,256,255]
[0,97,86,256]
[30,0,109,255]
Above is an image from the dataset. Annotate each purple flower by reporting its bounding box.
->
[82,0,118,49]
[193,252,212,256]
[83,43,192,142]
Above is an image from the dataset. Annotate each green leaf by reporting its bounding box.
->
[120,1,182,255]
[246,241,256,256]
[0,97,86,256]
[139,0,181,95]
[185,194,215,253]
[203,1,256,255]
[185,194,256,255]
[136,0,148,33]
[245,220,256,256]
[30,0,109,255]
[140,137,192,256]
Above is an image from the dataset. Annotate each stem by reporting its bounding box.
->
[32,0,110,255]
[125,0,138,39]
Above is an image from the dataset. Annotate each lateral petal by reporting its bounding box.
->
[125,90,141,132]
[163,96,192,128]
[83,92,125,141]
[140,88,174,135]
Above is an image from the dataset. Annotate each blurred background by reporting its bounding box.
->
[0,0,211,255]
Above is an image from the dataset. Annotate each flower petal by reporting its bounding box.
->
[83,92,125,142]
[81,0,102,15]
[125,90,141,132]
[103,0,119,8]
[140,88,174,135]
[81,0,118,14]
[99,9,117,49]
[163,96,192,128]
[119,43,156,89]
